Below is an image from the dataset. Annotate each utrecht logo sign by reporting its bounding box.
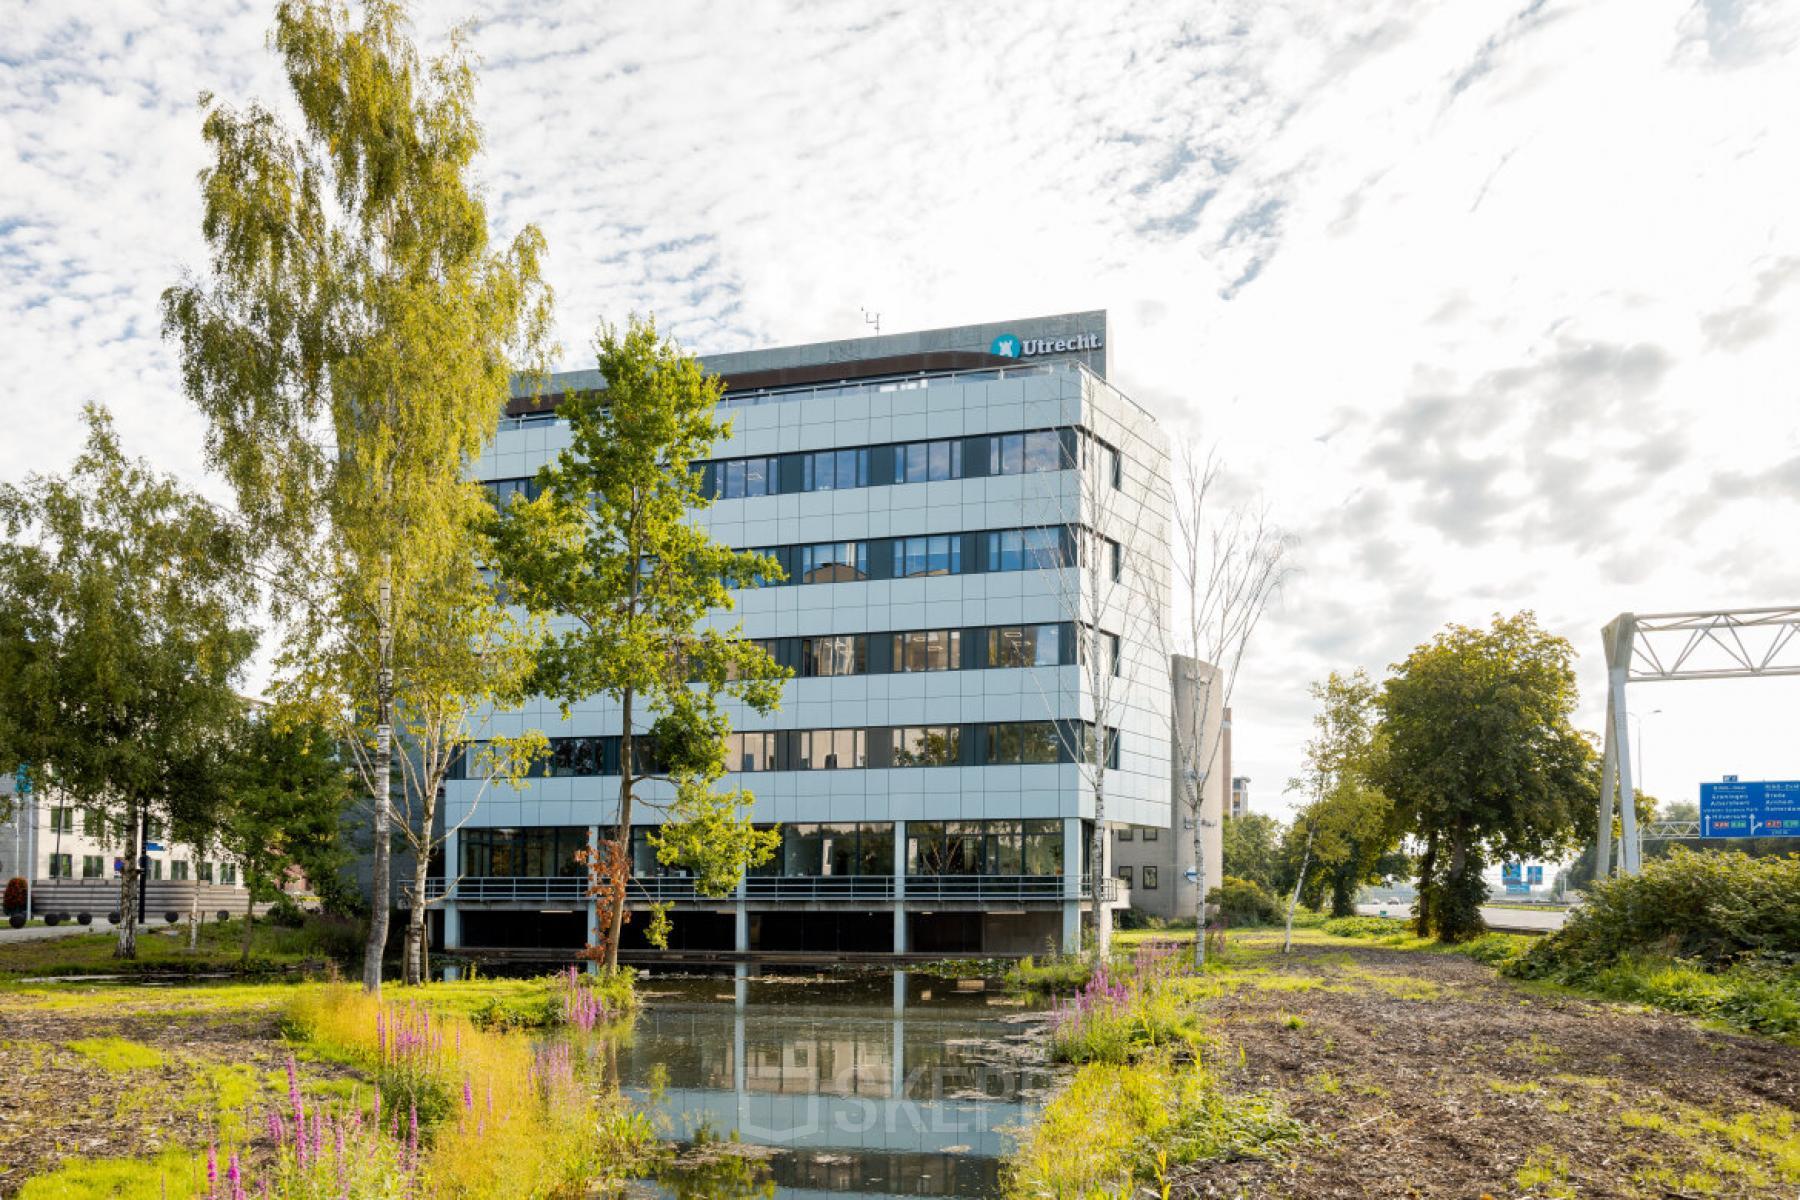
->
[989,331,1100,358]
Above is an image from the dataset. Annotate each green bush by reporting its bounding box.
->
[1207,876,1280,927]
[1006,954,1094,994]
[1531,848,1800,971]
[1321,915,1410,940]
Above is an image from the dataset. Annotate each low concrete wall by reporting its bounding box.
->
[27,880,271,921]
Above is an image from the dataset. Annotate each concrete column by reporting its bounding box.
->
[1061,816,1083,955]
[586,824,600,974]
[892,818,907,956]
[734,901,750,981]
[441,826,460,951]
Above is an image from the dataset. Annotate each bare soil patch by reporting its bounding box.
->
[0,989,361,1192]
[1173,941,1799,1200]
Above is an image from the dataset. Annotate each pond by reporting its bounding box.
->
[618,970,1056,1199]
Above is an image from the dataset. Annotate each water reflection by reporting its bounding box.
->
[619,971,1053,1199]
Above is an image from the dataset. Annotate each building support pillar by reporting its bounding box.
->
[586,824,600,974]
[1061,816,1083,955]
[441,826,461,954]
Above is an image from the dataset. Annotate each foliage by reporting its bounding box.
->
[1371,613,1597,942]
[1207,875,1282,927]
[1006,1053,1301,1198]
[3,876,25,915]
[1320,915,1533,969]
[15,1149,210,1199]
[1511,848,1800,974]
[1282,670,1407,919]
[0,405,255,961]
[1221,812,1285,893]
[212,713,355,961]
[1049,941,1206,1064]
[486,315,786,965]
[163,0,554,992]
[1004,954,1095,995]
[283,984,652,1196]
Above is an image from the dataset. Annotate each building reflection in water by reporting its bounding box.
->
[616,972,1053,1198]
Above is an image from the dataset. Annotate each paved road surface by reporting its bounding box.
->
[1355,902,1568,932]
[0,920,105,943]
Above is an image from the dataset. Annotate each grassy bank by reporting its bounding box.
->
[4,969,646,1199]
[0,913,361,978]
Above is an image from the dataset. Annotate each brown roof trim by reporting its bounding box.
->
[504,350,1017,418]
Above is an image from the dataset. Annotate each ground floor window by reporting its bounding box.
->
[906,820,1063,877]
[1142,866,1159,890]
[462,826,588,878]
[48,854,71,879]
[82,855,104,879]
[1117,865,1134,889]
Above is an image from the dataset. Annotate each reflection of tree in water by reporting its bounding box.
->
[654,1133,775,1200]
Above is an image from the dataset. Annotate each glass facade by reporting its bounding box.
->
[461,827,589,878]
[906,820,1063,876]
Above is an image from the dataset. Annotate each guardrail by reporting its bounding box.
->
[425,873,1107,903]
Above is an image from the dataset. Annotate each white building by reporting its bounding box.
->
[1,772,249,921]
[435,311,1191,956]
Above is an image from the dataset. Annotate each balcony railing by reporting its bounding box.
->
[425,873,1112,904]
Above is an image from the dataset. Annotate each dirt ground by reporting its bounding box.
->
[0,989,361,1194]
[1173,938,1800,1200]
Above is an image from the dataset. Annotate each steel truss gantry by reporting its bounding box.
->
[1598,607,1800,876]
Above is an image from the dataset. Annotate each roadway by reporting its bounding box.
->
[1355,902,1568,933]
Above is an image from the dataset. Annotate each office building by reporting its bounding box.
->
[438,311,1189,956]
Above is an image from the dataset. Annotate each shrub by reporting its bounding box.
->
[1207,876,1280,927]
[1006,954,1094,995]
[1321,915,1412,940]
[268,893,308,928]
[1526,848,1800,971]
[2,876,25,915]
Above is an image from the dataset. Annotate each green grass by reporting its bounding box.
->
[1004,953,1094,994]
[1511,953,1800,1043]
[17,1149,208,1199]
[0,913,361,978]
[65,1036,165,1071]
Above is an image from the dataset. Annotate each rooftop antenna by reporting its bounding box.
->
[860,307,881,337]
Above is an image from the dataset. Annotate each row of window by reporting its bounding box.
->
[452,721,1120,779]
[1115,825,1160,842]
[739,622,1118,678]
[484,429,1126,508]
[459,819,1073,880]
[743,527,1119,586]
[46,855,236,884]
[1116,865,1160,891]
[702,428,1118,499]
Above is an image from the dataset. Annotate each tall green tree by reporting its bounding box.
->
[1371,612,1597,941]
[216,712,354,963]
[0,405,255,958]
[1279,671,1406,917]
[487,316,786,968]
[1222,812,1285,893]
[162,0,553,991]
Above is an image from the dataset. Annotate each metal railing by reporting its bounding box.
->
[426,872,1106,903]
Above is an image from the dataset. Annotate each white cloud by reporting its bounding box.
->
[3,0,1797,819]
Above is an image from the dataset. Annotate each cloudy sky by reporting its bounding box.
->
[5,0,1799,821]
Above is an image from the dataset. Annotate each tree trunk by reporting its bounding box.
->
[241,872,255,965]
[1283,827,1314,954]
[606,684,634,971]
[114,801,139,960]
[187,875,200,951]
[1330,870,1356,919]
[1090,777,1109,964]
[363,572,394,994]
[1191,792,1208,969]
[1414,831,1439,938]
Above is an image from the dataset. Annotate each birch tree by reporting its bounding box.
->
[162,0,552,992]
[1029,421,1157,961]
[0,405,255,960]
[1164,443,1292,967]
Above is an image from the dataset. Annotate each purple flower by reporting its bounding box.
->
[207,1145,218,1194]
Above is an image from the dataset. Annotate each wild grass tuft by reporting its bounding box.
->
[65,1036,165,1071]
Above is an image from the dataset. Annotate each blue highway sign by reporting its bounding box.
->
[1699,779,1800,838]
